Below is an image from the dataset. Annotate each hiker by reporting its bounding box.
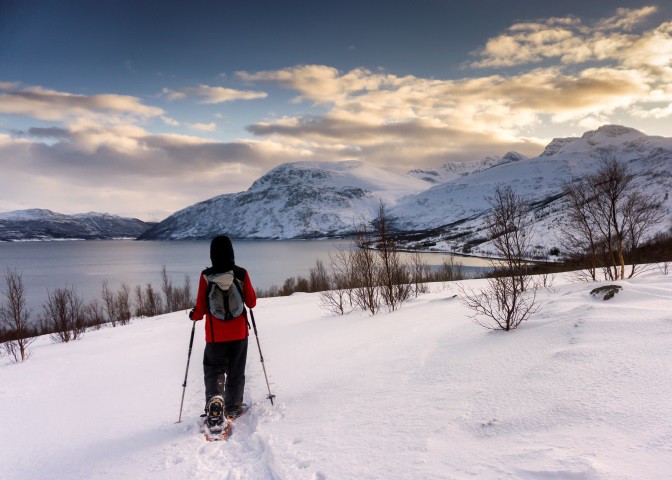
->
[189,235,257,427]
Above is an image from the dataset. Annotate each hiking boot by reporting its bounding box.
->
[206,395,224,428]
[225,404,245,420]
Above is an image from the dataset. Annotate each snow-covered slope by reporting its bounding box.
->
[139,160,429,240]
[140,125,671,249]
[408,151,527,184]
[0,209,155,241]
[1,270,671,479]
[393,125,672,256]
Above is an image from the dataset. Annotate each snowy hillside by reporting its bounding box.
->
[0,209,156,241]
[407,151,527,184]
[139,161,429,240]
[140,125,671,251]
[1,270,671,479]
[393,125,672,256]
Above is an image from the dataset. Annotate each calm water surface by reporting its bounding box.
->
[0,240,491,315]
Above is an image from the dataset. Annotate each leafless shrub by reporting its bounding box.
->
[134,283,164,318]
[280,277,297,296]
[319,246,354,315]
[172,275,193,311]
[42,286,86,343]
[0,268,34,362]
[295,276,310,293]
[375,202,411,312]
[101,281,132,326]
[309,259,331,292]
[351,223,381,315]
[409,252,430,296]
[460,185,539,331]
[430,257,465,283]
[257,284,281,298]
[83,298,106,330]
[115,283,132,325]
[161,266,175,313]
[101,280,118,327]
[459,272,539,331]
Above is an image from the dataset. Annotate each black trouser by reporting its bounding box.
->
[203,338,248,409]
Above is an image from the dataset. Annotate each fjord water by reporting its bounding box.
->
[0,239,491,316]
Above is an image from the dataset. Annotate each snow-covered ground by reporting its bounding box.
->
[1,269,672,479]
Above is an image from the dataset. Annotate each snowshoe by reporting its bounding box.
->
[225,403,249,420]
[206,395,224,429]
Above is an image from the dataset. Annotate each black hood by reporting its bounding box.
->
[210,235,235,271]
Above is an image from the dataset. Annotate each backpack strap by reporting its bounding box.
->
[232,266,246,297]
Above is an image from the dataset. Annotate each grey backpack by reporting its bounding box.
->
[205,271,244,321]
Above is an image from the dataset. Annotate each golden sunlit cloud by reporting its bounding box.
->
[161,84,268,104]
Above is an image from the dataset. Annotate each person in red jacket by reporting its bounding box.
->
[189,235,256,425]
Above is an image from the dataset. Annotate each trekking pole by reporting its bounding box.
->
[177,312,197,423]
[249,309,276,406]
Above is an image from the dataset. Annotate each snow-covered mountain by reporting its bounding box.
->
[139,161,430,240]
[0,209,155,241]
[140,125,672,253]
[407,151,527,184]
[392,125,672,256]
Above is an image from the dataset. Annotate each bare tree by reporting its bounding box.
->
[559,179,601,281]
[101,280,118,327]
[161,266,175,313]
[172,275,193,311]
[485,185,533,291]
[320,245,354,316]
[101,281,132,326]
[460,185,539,331]
[622,190,664,278]
[0,268,35,361]
[309,259,331,292]
[280,277,297,296]
[409,252,430,296]
[351,222,381,315]
[134,283,164,318]
[374,202,411,311]
[560,157,663,281]
[42,286,86,343]
[115,282,132,325]
[83,298,106,330]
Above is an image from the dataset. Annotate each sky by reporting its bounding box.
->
[1,0,671,220]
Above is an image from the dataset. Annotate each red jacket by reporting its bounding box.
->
[191,268,257,342]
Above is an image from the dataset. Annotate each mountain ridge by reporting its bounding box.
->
[0,209,156,242]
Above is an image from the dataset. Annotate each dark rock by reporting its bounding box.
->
[590,285,623,301]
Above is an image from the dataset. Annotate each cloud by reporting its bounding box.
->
[162,84,267,104]
[188,122,217,132]
[595,6,658,31]
[236,6,669,170]
[0,83,164,122]
[470,6,659,68]
[237,65,404,103]
[0,124,310,218]
[241,64,653,161]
